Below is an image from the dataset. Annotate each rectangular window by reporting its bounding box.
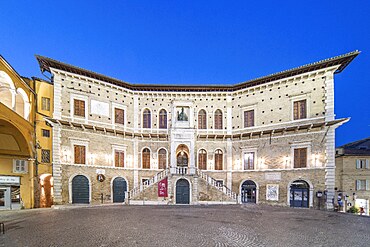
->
[356,180,369,191]
[13,160,28,173]
[74,99,85,117]
[293,99,307,120]
[243,152,255,170]
[114,108,124,125]
[356,159,369,169]
[114,150,125,168]
[41,97,50,111]
[42,129,50,138]
[294,148,307,168]
[244,110,254,128]
[74,145,86,164]
[41,149,50,163]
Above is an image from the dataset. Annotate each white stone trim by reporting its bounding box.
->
[111,102,127,127]
[290,142,312,169]
[290,93,311,121]
[70,93,88,123]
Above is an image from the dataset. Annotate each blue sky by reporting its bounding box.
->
[1,1,369,146]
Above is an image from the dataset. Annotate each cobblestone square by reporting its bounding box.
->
[1,204,369,247]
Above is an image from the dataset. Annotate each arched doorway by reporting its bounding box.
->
[241,180,257,203]
[290,180,309,208]
[176,179,190,204]
[176,144,189,167]
[40,174,53,207]
[112,177,127,203]
[72,175,89,204]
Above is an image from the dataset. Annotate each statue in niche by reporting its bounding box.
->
[177,107,188,121]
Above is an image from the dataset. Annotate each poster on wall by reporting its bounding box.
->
[158,178,168,197]
[266,184,279,201]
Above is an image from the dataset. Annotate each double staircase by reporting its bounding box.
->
[127,167,238,203]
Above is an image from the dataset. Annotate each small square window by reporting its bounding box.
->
[13,160,28,173]
[42,129,50,138]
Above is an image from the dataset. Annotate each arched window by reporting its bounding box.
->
[159,109,167,129]
[198,109,207,129]
[198,149,207,170]
[158,148,167,169]
[16,88,30,120]
[214,109,223,129]
[142,148,151,169]
[143,109,151,128]
[214,149,223,170]
[0,71,15,110]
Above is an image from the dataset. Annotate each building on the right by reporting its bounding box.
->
[336,137,370,215]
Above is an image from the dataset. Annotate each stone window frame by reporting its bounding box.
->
[69,138,89,165]
[213,109,223,130]
[197,109,207,129]
[290,142,311,169]
[197,148,207,170]
[13,159,28,174]
[141,108,152,129]
[141,147,151,169]
[158,108,168,129]
[356,159,369,169]
[41,97,51,111]
[112,144,127,168]
[240,147,258,170]
[111,103,127,127]
[355,179,369,191]
[157,148,168,169]
[214,148,223,170]
[290,93,311,121]
[70,94,88,123]
[240,104,257,129]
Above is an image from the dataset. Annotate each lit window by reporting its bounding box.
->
[243,152,255,170]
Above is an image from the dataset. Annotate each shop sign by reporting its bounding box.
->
[0,176,20,185]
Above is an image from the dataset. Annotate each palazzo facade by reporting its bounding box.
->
[36,51,359,209]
